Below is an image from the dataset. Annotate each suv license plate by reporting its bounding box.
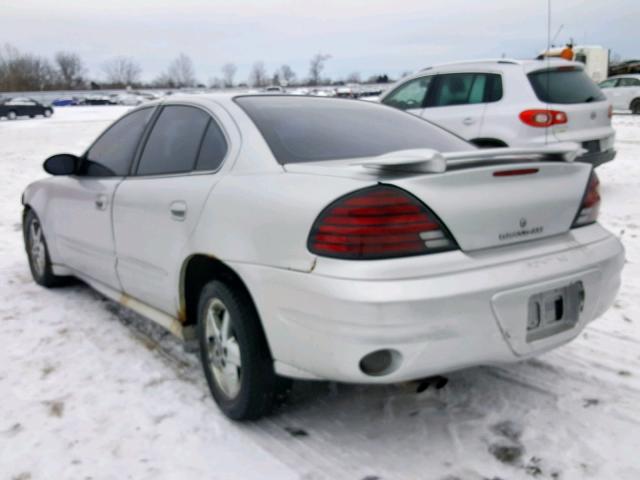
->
[526,282,584,342]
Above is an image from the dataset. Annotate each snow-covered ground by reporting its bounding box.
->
[0,107,638,480]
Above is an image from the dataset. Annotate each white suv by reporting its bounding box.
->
[599,74,640,114]
[380,59,616,166]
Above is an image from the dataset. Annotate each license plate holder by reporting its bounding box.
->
[582,140,601,154]
[526,282,584,342]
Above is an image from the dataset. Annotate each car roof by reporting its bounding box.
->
[419,58,583,74]
[607,73,640,79]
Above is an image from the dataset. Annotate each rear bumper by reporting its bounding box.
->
[231,226,624,383]
[578,148,616,167]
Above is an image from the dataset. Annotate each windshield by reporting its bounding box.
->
[528,68,606,104]
[234,96,472,164]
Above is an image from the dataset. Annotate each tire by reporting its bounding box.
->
[631,99,640,115]
[197,280,290,420]
[23,209,68,287]
[44,109,52,118]
[8,110,17,120]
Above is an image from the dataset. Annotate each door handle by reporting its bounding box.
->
[462,117,475,125]
[169,201,187,221]
[95,194,108,210]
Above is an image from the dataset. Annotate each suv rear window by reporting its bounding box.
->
[235,96,472,164]
[528,68,605,104]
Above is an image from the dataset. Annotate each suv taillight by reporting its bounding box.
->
[572,172,600,228]
[519,109,568,127]
[308,185,457,259]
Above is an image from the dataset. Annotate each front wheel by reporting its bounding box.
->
[197,280,290,420]
[23,210,68,287]
[44,109,53,118]
[631,99,640,115]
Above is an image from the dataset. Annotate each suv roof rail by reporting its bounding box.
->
[420,58,523,71]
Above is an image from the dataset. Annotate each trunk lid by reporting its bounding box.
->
[388,161,591,251]
[285,148,592,252]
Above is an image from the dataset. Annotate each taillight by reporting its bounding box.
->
[572,172,600,228]
[519,109,568,128]
[308,185,457,259]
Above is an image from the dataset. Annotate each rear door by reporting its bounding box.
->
[421,73,491,140]
[113,104,230,315]
[53,107,154,289]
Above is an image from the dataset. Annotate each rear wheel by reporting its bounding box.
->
[631,99,640,115]
[23,210,68,287]
[197,280,290,420]
[8,110,17,120]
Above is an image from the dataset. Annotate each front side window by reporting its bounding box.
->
[136,106,210,176]
[618,77,640,87]
[82,107,153,177]
[235,96,473,165]
[599,79,618,88]
[382,76,433,110]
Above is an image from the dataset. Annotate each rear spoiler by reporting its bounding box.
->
[354,143,584,174]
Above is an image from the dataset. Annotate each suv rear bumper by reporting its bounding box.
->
[578,148,616,167]
[231,226,624,383]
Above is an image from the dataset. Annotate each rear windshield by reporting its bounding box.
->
[234,96,472,164]
[528,68,606,104]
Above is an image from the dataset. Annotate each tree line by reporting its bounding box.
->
[0,44,393,92]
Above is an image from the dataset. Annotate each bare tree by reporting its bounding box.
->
[54,51,85,89]
[221,63,237,88]
[166,53,196,88]
[0,44,55,91]
[248,61,268,87]
[102,56,142,87]
[308,53,331,86]
[208,76,223,89]
[279,64,296,85]
[346,71,361,83]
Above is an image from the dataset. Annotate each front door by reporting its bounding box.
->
[54,107,154,289]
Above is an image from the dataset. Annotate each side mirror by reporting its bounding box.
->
[43,153,79,176]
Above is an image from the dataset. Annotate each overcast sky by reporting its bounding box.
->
[3,0,639,84]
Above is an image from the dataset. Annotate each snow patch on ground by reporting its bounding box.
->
[0,107,639,480]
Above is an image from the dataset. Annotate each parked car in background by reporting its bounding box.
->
[23,94,623,420]
[83,94,117,105]
[0,97,53,119]
[52,97,83,107]
[380,59,616,166]
[599,75,640,114]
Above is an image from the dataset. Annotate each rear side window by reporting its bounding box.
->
[235,96,473,164]
[137,106,209,176]
[195,120,228,171]
[382,76,433,110]
[429,73,502,107]
[83,107,153,177]
[528,68,605,104]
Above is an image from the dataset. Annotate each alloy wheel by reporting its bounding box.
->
[204,298,242,399]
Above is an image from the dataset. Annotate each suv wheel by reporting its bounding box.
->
[23,210,68,287]
[197,280,290,420]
